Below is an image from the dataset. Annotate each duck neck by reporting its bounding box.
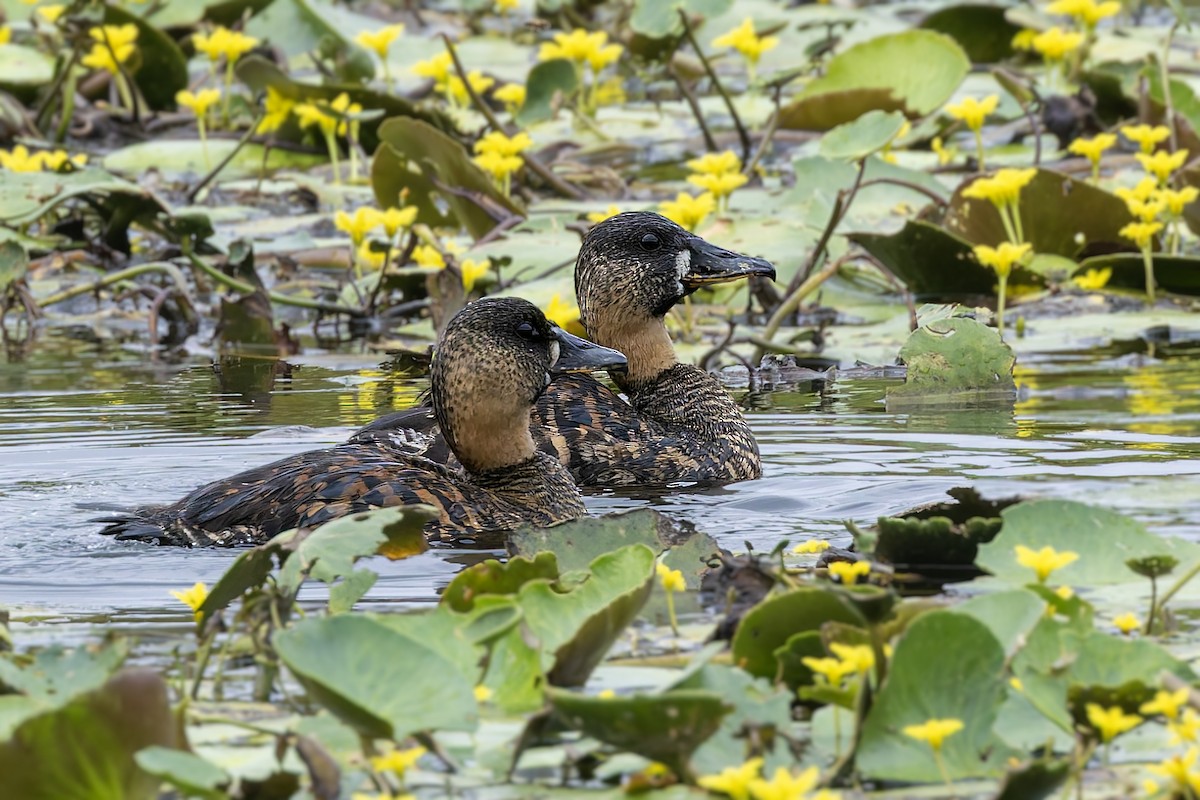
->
[439,404,538,475]
[588,316,677,389]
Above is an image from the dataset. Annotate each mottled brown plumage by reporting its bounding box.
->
[97,299,626,547]
[354,212,776,487]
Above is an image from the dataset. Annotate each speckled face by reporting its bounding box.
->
[575,212,775,333]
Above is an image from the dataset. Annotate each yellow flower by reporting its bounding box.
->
[0,145,44,172]
[412,51,453,87]
[335,207,384,246]
[597,688,616,698]
[1159,186,1199,216]
[1011,29,1038,51]
[747,766,820,800]
[1114,176,1159,204]
[473,150,523,182]
[829,643,874,674]
[594,77,626,106]
[687,171,749,200]
[354,24,403,59]
[539,29,622,73]
[1009,677,1024,692]
[793,540,831,555]
[1032,27,1085,61]
[973,242,1031,279]
[1137,149,1189,183]
[801,656,855,686]
[37,5,65,24]
[543,293,579,330]
[962,167,1037,207]
[1141,687,1191,721]
[1085,703,1142,742]
[494,83,526,113]
[294,102,335,136]
[257,86,295,135]
[356,241,386,271]
[1112,612,1140,634]
[687,150,741,175]
[411,245,445,269]
[370,745,425,778]
[170,581,209,621]
[697,757,763,800]
[1172,710,1200,745]
[460,258,490,292]
[1013,544,1079,583]
[944,94,999,132]
[192,26,258,64]
[1055,585,1074,600]
[827,560,870,585]
[931,136,957,165]
[1123,195,1167,223]
[1120,220,1163,249]
[1149,749,1200,795]
[711,18,780,67]
[176,88,221,119]
[380,206,418,237]
[1068,133,1116,176]
[1047,0,1121,25]
[447,70,495,106]
[1122,124,1171,154]
[586,204,621,224]
[328,92,361,137]
[475,130,533,157]
[495,0,519,11]
[37,150,87,171]
[81,23,139,74]
[902,718,964,751]
[659,192,715,231]
[656,561,686,593]
[0,25,9,46]
[473,685,493,703]
[1072,267,1112,290]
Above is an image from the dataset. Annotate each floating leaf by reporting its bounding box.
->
[629,0,733,38]
[134,747,229,799]
[1074,253,1200,297]
[818,110,907,162]
[887,317,1016,401]
[920,5,1020,63]
[730,587,867,680]
[0,46,54,96]
[441,551,560,613]
[515,59,578,126]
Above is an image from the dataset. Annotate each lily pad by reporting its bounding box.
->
[730,587,867,680]
[887,317,1016,401]
[134,746,229,799]
[1074,253,1200,296]
[441,551,560,613]
[818,110,907,162]
[104,140,327,181]
[920,5,1020,64]
[104,4,189,110]
[0,45,54,95]
[516,59,579,126]
[630,0,733,38]
[780,31,969,130]
[858,610,1013,781]
[0,168,169,239]
[275,614,479,740]
[975,500,1188,586]
[546,688,730,780]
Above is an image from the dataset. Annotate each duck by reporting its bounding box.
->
[352,212,776,487]
[96,298,627,547]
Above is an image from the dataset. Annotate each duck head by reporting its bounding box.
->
[432,297,626,473]
[575,211,775,385]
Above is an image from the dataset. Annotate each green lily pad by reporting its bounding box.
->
[103,4,189,111]
[941,168,1134,257]
[780,31,969,130]
[772,630,829,693]
[516,58,578,126]
[630,0,733,38]
[873,514,1002,571]
[858,610,1013,781]
[730,587,867,681]
[956,589,1047,656]
[134,746,229,799]
[0,241,27,294]
[374,117,524,240]
[920,5,1020,63]
[103,140,326,182]
[818,110,907,162]
[0,168,168,233]
[975,500,1187,586]
[0,45,54,94]
[546,688,730,780]
[275,614,478,740]
[1074,253,1200,296]
[0,669,181,800]
[441,551,560,613]
[887,317,1016,401]
[243,0,374,83]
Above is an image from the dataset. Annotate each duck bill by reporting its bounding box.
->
[551,328,628,374]
[682,237,777,288]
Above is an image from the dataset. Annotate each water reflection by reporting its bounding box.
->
[0,332,1198,618]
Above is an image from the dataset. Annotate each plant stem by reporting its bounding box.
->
[678,9,751,164]
[1142,245,1157,304]
[1146,576,1158,635]
[996,274,1008,337]
[36,262,193,314]
[324,128,341,184]
[187,112,265,203]
[222,59,235,128]
[1156,558,1200,624]
[665,590,679,636]
[973,127,985,171]
[932,749,957,799]
[760,253,847,348]
[183,250,364,316]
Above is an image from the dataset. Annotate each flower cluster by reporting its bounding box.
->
[711,18,779,83]
[944,94,998,169]
[473,130,532,196]
[537,28,622,113]
[334,203,419,277]
[686,150,749,212]
[0,145,87,172]
[698,759,840,800]
[802,642,876,689]
[82,23,139,75]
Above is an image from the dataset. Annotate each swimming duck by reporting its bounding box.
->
[97,298,626,547]
[354,212,776,487]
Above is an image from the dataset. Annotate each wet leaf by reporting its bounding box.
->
[275,614,478,740]
[780,31,969,130]
[730,587,867,680]
[818,110,907,162]
[0,669,181,800]
[976,500,1187,586]
[858,611,1013,781]
[0,241,28,294]
[546,688,730,780]
[441,551,560,613]
[956,589,1047,656]
[629,0,733,39]
[887,317,1016,401]
[1074,253,1200,296]
[516,59,578,126]
[134,746,229,799]
[244,0,375,83]
[0,642,129,738]
[0,45,54,94]
[920,5,1020,63]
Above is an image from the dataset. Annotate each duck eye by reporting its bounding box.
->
[640,233,661,252]
[516,321,540,340]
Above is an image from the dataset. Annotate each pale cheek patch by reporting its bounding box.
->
[674,249,691,281]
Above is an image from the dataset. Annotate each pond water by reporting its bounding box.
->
[2,329,1199,629]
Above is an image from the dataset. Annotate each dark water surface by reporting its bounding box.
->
[2,331,1199,625]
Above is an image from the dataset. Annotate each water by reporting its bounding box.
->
[2,331,1199,623]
